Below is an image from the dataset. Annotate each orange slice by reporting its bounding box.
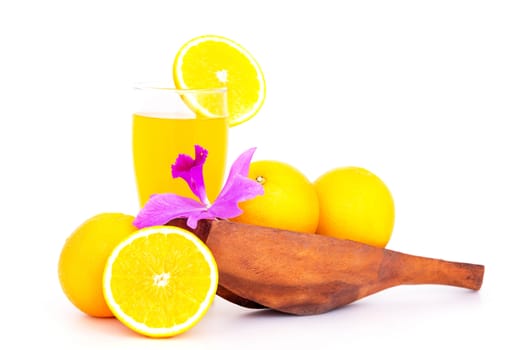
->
[173,34,266,126]
[102,225,218,338]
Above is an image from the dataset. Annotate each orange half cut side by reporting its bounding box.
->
[102,225,218,338]
[173,34,266,126]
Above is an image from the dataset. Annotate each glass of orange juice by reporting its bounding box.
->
[132,83,229,207]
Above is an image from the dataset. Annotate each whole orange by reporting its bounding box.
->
[314,167,395,247]
[232,160,319,234]
[58,213,136,317]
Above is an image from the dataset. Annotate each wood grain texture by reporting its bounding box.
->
[169,219,484,315]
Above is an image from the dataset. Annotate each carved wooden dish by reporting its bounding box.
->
[170,219,484,315]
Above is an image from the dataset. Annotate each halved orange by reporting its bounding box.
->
[173,34,266,126]
[102,225,218,338]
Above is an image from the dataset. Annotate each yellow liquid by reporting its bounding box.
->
[132,113,228,207]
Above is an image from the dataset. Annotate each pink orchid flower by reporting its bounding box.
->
[133,145,264,229]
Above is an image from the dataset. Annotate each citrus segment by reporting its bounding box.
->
[103,225,218,338]
[173,35,265,126]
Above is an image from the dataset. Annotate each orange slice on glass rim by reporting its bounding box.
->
[173,34,266,126]
[102,225,218,338]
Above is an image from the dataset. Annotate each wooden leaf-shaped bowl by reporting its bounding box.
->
[170,219,484,315]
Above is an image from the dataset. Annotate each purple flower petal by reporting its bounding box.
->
[133,193,207,229]
[208,174,264,219]
[135,146,264,230]
[171,145,208,204]
[219,147,257,195]
[209,147,264,219]
[171,154,195,180]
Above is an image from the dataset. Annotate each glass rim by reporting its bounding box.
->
[133,81,227,94]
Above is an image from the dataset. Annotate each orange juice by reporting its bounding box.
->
[132,112,228,207]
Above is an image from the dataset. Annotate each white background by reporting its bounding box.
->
[1,0,523,348]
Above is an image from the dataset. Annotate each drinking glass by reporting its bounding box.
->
[132,83,229,207]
